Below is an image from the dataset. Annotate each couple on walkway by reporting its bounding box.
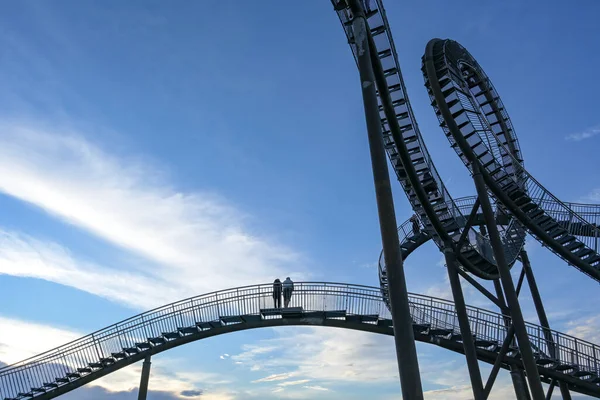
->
[272,277,294,308]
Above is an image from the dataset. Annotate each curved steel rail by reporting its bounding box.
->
[423,39,600,281]
[332,0,525,279]
[378,197,600,300]
[1,282,599,400]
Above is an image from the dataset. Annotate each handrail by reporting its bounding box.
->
[1,282,598,400]
[331,0,523,276]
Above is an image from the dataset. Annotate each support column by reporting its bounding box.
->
[348,1,423,398]
[444,244,484,400]
[471,161,545,400]
[494,280,531,400]
[138,355,152,400]
[521,251,571,399]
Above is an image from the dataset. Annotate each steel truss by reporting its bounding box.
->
[334,0,599,399]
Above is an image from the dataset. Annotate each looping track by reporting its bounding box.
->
[333,0,600,282]
[333,0,527,280]
[423,38,600,281]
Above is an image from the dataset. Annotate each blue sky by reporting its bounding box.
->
[0,0,599,398]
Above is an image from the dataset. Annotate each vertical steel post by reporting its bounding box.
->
[494,280,532,400]
[444,244,484,399]
[471,161,545,399]
[521,251,571,399]
[348,0,423,397]
[138,355,152,400]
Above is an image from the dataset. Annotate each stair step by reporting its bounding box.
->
[43,383,58,389]
[324,310,346,319]
[111,352,127,359]
[565,240,584,250]
[149,337,166,345]
[31,388,45,393]
[89,362,103,368]
[554,363,577,372]
[66,372,80,378]
[100,357,115,365]
[77,367,92,374]
[178,326,199,335]
[474,339,497,348]
[557,235,575,245]
[573,248,594,258]
[163,332,181,340]
[412,323,430,333]
[429,328,453,336]
[535,358,555,366]
[572,370,594,377]
[123,347,139,354]
[197,322,212,330]
[135,342,151,350]
[55,378,69,384]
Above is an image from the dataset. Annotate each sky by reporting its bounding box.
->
[0,0,599,399]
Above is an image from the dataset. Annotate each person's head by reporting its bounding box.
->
[286,277,290,280]
[275,278,280,282]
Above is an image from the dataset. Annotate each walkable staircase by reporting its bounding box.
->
[2,282,599,399]
[423,38,600,282]
[332,0,526,279]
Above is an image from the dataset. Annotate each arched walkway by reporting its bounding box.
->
[1,282,599,399]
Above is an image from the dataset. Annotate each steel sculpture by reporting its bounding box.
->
[1,282,599,400]
[1,2,598,400]
[331,0,600,399]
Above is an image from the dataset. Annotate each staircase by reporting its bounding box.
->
[332,0,525,279]
[423,38,600,282]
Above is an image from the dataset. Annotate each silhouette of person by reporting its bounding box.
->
[282,277,294,308]
[272,279,282,308]
[410,214,420,236]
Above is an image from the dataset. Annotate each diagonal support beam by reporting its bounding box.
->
[455,268,508,313]
[484,325,515,398]
[457,198,481,249]
[545,380,556,400]
[468,162,545,399]
[445,243,485,399]
[515,265,526,297]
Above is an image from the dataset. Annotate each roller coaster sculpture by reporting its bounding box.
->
[334,0,600,399]
[0,1,599,400]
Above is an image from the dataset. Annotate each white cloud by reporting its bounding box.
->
[565,124,600,141]
[0,316,80,364]
[0,123,308,309]
[277,379,310,387]
[0,230,180,309]
[252,372,295,383]
[304,385,329,391]
[0,315,226,399]
[234,327,399,385]
[566,314,600,344]
[582,188,600,203]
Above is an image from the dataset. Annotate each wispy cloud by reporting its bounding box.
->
[0,315,226,399]
[303,385,329,391]
[566,314,600,344]
[0,122,308,308]
[234,327,399,385]
[581,188,600,203]
[565,124,600,141]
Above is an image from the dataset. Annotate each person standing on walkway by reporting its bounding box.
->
[410,214,420,236]
[282,277,294,308]
[272,279,282,308]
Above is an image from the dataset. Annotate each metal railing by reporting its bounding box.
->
[331,0,523,272]
[425,39,600,271]
[1,282,598,399]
